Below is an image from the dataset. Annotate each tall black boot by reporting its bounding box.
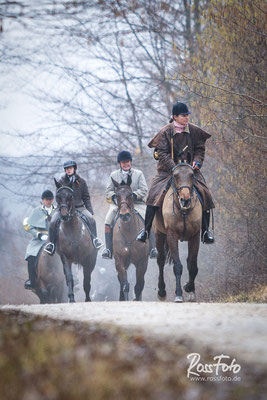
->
[44,217,60,255]
[201,210,214,244]
[136,206,158,243]
[102,225,113,259]
[24,256,37,290]
[149,231,158,259]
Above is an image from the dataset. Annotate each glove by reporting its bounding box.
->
[133,193,138,201]
[38,233,48,241]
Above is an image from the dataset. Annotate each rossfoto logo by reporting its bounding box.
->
[187,353,242,382]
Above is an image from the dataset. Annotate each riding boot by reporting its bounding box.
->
[136,205,158,243]
[102,225,113,259]
[24,256,37,290]
[201,210,214,244]
[149,231,158,259]
[44,217,60,255]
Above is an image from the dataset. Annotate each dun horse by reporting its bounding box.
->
[35,245,65,304]
[154,163,202,302]
[112,176,149,301]
[54,181,98,302]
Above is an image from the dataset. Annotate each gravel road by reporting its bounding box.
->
[2,302,267,368]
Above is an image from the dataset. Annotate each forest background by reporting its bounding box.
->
[0,0,266,303]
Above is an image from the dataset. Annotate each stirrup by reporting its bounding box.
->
[44,242,55,255]
[24,279,34,291]
[202,230,214,244]
[102,248,112,259]
[149,248,158,259]
[93,237,104,249]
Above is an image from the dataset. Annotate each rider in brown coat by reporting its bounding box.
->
[137,102,215,244]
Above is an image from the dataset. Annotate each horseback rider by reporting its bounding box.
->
[102,150,158,259]
[24,190,56,290]
[136,102,215,244]
[44,160,103,255]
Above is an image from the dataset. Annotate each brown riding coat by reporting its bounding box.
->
[146,122,215,211]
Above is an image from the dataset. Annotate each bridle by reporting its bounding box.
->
[116,190,135,217]
[57,186,75,221]
[171,163,197,239]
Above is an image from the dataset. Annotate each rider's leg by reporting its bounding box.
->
[102,225,113,259]
[201,210,214,244]
[136,205,158,243]
[24,256,37,290]
[102,205,117,258]
[44,212,60,255]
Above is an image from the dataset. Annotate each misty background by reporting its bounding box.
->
[0,0,266,304]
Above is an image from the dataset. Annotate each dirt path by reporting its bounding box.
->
[2,302,267,367]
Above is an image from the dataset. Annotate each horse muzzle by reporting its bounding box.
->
[179,197,191,209]
[59,205,72,221]
[119,212,131,222]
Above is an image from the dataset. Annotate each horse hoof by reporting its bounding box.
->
[69,297,75,303]
[183,283,195,293]
[85,297,91,302]
[157,293,167,301]
[174,296,184,303]
[188,292,196,302]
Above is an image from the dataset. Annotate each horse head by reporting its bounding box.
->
[112,175,134,222]
[54,178,75,221]
[172,163,194,210]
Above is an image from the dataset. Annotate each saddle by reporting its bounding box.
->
[76,210,94,238]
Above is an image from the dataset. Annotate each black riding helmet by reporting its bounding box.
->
[41,190,54,200]
[63,160,77,170]
[117,151,132,163]
[172,102,191,116]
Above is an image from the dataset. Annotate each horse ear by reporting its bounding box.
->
[111,177,120,188]
[54,178,62,189]
[126,174,132,187]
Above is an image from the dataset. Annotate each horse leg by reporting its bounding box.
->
[83,262,93,302]
[61,255,75,303]
[156,231,167,300]
[115,256,129,301]
[134,261,148,301]
[184,232,200,302]
[167,229,183,302]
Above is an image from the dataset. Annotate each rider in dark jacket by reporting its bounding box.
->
[44,160,103,255]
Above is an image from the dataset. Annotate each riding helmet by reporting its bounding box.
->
[117,151,132,163]
[63,160,77,170]
[41,190,54,199]
[172,102,191,116]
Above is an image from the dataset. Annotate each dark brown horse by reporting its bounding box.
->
[154,163,202,302]
[112,176,149,301]
[54,181,97,302]
[35,245,66,304]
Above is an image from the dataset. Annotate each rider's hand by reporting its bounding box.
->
[38,233,48,241]
[193,161,201,170]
